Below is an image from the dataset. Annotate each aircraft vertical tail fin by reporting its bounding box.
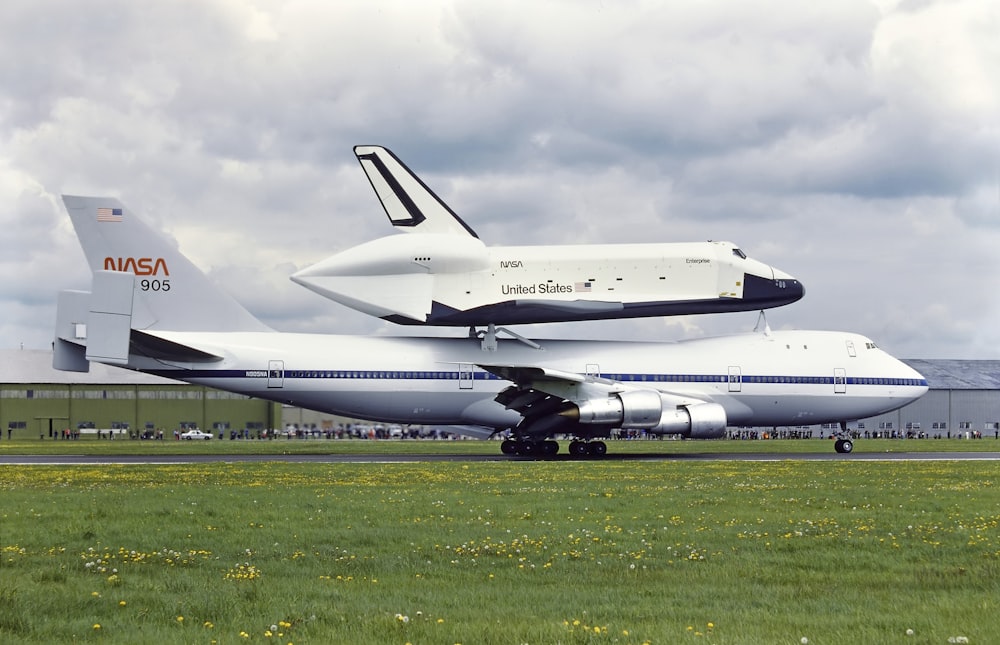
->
[353,145,479,238]
[61,195,270,334]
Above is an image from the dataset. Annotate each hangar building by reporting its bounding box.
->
[861,359,1000,439]
[0,349,279,439]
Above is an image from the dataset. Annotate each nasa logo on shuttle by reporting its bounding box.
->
[499,260,524,269]
[103,257,170,275]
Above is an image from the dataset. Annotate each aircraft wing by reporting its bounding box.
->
[477,360,731,442]
[477,361,712,430]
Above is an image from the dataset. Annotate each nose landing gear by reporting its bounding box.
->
[833,421,855,454]
[834,438,854,453]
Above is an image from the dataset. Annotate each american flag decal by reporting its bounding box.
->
[96,207,123,222]
[575,281,592,292]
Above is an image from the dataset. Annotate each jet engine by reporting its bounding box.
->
[569,390,727,438]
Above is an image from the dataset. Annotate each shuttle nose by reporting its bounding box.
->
[742,265,804,309]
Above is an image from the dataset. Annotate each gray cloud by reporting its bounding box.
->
[1,0,997,359]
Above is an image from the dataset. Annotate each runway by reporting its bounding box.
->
[3,450,999,465]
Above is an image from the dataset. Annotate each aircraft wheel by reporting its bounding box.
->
[517,441,536,456]
[569,441,588,457]
[500,439,518,455]
[588,441,608,457]
[541,440,559,457]
[835,439,854,454]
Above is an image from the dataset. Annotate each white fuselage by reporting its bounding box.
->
[137,328,927,431]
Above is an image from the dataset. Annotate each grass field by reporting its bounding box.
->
[2,459,998,644]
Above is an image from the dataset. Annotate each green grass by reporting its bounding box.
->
[1,461,998,644]
[1,435,998,456]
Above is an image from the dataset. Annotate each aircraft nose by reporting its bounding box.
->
[742,266,804,308]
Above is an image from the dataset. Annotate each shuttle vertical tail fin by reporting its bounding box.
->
[353,145,479,238]
[61,195,270,334]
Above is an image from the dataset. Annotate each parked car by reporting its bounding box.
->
[180,429,212,440]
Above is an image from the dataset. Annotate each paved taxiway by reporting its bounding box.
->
[3,451,1000,465]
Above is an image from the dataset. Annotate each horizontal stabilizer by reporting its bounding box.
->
[54,290,91,371]
[53,338,89,372]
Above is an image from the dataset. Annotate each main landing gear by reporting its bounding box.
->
[500,439,608,459]
[500,439,559,457]
[569,440,607,457]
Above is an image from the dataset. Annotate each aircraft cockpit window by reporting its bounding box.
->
[732,248,747,260]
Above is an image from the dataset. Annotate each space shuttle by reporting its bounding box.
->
[291,146,804,326]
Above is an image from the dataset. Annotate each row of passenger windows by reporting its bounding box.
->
[0,389,249,400]
[284,371,485,380]
[277,372,921,386]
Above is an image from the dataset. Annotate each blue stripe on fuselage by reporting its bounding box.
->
[144,368,927,388]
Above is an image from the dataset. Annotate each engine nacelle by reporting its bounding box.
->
[652,402,728,438]
[572,391,727,438]
[574,389,662,428]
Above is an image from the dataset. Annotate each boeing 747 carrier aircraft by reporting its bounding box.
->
[290,146,804,326]
[54,196,926,457]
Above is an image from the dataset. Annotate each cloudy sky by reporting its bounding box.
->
[2,0,997,359]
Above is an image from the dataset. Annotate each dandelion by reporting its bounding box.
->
[177,615,184,623]
[801,638,809,645]
[93,623,101,630]
[118,600,127,607]
[906,629,915,636]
